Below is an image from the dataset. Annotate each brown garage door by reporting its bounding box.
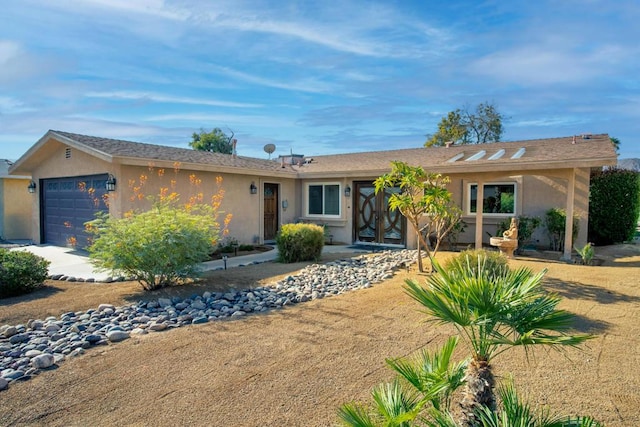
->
[41,174,109,248]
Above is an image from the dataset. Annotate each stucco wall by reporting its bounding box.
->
[450,169,590,249]
[107,165,297,245]
[1,178,33,240]
[24,141,297,245]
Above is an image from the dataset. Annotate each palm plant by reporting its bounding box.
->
[338,337,466,427]
[404,254,593,426]
[475,379,603,427]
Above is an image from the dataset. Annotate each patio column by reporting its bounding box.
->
[562,169,576,261]
[475,180,484,249]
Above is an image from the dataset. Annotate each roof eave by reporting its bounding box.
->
[113,156,298,178]
[296,157,617,179]
[8,130,114,175]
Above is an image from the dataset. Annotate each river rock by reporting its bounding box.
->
[31,354,55,369]
[106,330,130,342]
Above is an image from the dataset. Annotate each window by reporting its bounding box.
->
[469,183,516,215]
[307,183,340,217]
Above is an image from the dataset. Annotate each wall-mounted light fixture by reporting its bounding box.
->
[27,180,36,194]
[344,185,351,197]
[282,199,289,211]
[250,182,258,194]
[106,174,117,192]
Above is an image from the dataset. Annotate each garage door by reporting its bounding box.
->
[42,174,109,248]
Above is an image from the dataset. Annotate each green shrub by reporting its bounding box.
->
[442,248,509,279]
[545,208,579,251]
[575,242,595,265]
[238,244,255,252]
[0,249,50,298]
[496,215,541,252]
[589,168,640,245]
[217,236,239,253]
[276,223,324,263]
[87,204,220,291]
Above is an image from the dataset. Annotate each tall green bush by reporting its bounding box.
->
[276,223,324,263]
[589,168,640,245]
[545,208,579,251]
[0,249,50,298]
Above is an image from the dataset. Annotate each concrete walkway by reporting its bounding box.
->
[11,244,371,282]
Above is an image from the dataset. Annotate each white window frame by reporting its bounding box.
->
[467,182,517,216]
[305,182,342,218]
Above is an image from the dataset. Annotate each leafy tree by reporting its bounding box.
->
[374,161,462,272]
[404,255,593,426]
[189,127,235,154]
[609,136,620,154]
[425,102,504,147]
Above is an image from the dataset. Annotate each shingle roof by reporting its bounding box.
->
[9,130,617,178]
[295,134,617,177]
[50,130,296,175]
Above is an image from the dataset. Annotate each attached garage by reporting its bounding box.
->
[41,174,109,247]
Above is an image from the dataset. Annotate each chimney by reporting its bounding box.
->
[445,141,453,148]
[232,139,237,158]
[572,135,576,144]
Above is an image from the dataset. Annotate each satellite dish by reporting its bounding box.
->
[263,143,276,159]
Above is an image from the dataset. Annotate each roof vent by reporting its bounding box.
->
[65,147,71,159]
[465,150,486,161]
[511,147,526,159]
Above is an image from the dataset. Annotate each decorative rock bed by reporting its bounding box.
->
[0,250,417,391]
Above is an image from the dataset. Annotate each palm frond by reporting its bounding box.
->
[474,378,603,427]
[371,379,419,425]
[337,403,378,427]
[386,336,466,411]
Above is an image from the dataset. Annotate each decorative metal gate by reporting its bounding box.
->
[353,182,405,246]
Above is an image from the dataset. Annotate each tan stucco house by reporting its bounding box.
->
[1,159,33,240]
[9,130,617,259]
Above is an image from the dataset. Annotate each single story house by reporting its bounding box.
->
[9,130,617,259]
[0,159,33,241]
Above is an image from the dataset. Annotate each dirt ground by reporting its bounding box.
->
[1,245,639,426]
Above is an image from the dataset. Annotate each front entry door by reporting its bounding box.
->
[354,182,405,246]
[263,183,279,241]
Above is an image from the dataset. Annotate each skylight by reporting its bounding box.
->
[465,150,486,161]
[447,153,465,162]
[488,149,505,160]
[511,147,526,159]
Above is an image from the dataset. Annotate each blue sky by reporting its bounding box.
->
[1,0,639,161]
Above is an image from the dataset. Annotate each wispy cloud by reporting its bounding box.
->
[2,0,640,162]
[85,91,262,108]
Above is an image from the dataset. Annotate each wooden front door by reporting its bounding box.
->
[353,182,405,246]
[263,183,279,241]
